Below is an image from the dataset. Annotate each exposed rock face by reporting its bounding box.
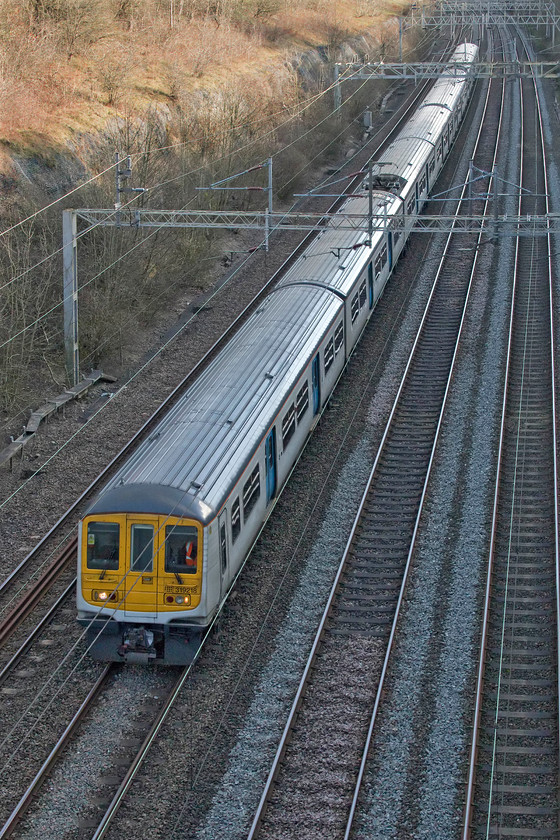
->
[6,26,391,198]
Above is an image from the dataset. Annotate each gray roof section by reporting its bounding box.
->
[373,42,478,195]
[276,190,402,297]
[87,284,344,521]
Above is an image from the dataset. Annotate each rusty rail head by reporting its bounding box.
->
[0,539,77,650]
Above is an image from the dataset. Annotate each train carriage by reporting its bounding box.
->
[78,42,479,663]
[78,284,345,662]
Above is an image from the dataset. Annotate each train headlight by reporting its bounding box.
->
[92,590,109,601]
[173,594,191,606]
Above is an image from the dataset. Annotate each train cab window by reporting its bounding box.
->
[87,522,119,570]
[324,338,334,374]
[296,383,309,421]
[282,403,296,448]
[243,464,260,520]
[130,523,154,573]
[334,322,344,354]
[164,524,198,575]
[351,292,359,324]
[231,498,241,543]
[359,282,367,308]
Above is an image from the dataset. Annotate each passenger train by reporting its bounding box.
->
[77,42,479,663]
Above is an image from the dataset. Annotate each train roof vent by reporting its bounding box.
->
[189,481,202,494]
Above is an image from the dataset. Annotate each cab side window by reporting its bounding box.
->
[164,524,198,575]
[231,498,241,543]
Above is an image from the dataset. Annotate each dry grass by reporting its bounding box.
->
[0,0,409,155]
[0,0,418,415]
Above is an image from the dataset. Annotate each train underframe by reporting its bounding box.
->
[81,617,203,664]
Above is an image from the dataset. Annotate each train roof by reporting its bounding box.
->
[371,43,478,195]
[275,190,402,296]
[374,131,437,194]
[448,42,479,64]
[86,284,344,524]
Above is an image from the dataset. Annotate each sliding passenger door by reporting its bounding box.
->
[265,428,277,504]
[312,354,321,415]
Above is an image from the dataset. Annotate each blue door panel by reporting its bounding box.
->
[265,429,276,504]
[312,355,320,415]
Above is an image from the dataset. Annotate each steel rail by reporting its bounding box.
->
[89,662,195,840]
[0,579,76,686]
[461,27,558,839]
[461,31,526,838]
[0,541,76,649]
[0,664,113,839]
[344,63,507,840]
[246,29,506,840]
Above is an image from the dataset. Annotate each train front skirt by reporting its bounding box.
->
[81,617,203,664]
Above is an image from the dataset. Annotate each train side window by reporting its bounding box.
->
[87,522,119,570]
[334,322,344,354]
[231,498,241,543]
[164,524,198,574]
[407,197,415,215]
[282,403,296,448]
[351,293,359,323]
[359,282,367,308]
[130,523,154,573]
[324,338,335,374]
[296,383,309,421]
[429,157,435,173]
[243,464,260,520]
[375,245,388,280]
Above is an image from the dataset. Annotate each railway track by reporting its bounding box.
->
[246,32,507,840]
[0,665,113,839]
[462,29,560,840]
[0,663,187,840]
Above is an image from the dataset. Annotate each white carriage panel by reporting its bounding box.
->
[98,285,343,523]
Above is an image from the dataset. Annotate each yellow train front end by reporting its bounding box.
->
[77,512,204,663]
